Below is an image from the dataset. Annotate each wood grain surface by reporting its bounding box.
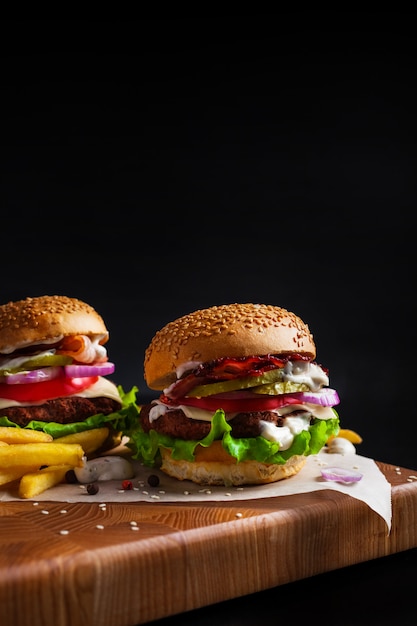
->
[1,461,417,626]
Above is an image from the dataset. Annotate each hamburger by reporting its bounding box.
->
[128,303,340,486]
[0,295,139,452]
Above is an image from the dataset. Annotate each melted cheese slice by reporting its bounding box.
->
[0,377,122,409]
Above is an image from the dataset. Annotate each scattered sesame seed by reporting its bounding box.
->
[151,494,160,499]
[60,510,67,514]
[32,502,39,506]
[41,510,49,515]
[183,490,190,495]
[225,492,232,497]
[235,513,243,518]
[142,490,149,495]
[131,526,140,531]
[96,525,104,530]
[59,530,69,535]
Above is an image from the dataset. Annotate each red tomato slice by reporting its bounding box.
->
[0,376,99,403]
[163,393,304,413]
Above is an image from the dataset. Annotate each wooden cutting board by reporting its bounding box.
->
[1,460,417,626]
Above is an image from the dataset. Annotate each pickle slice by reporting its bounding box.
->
[252,381,310,395]
[187,368,284,397]
[22,354,72,368]
[3,354,72,374]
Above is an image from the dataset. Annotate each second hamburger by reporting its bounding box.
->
[128,303,341,486]
[0,295,139,454]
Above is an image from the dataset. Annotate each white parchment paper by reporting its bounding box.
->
[0,452,392,532]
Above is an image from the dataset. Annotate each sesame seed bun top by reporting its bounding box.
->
[144,303,316,390]
[0,295,109,354]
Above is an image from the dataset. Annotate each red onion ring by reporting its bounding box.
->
[321,466,363,483]
[289,388,340,406]
[64,362,115,377]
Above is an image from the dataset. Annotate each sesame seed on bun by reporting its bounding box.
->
[0,295,108,355]
[144,303,316,390]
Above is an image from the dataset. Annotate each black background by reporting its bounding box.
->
[1,15,416,469]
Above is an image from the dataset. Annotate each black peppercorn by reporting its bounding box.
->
[147,474,160,487]
[87,482,99,495]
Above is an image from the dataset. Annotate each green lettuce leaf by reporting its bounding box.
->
[127,408,340,467]
[0,385,140,438]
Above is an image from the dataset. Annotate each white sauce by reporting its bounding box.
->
[74,455,134,483]
[259,413,311,450]
[175,361,202,379]
[326,437,357,455]
[70,336,107,363]
[282,360,329,391]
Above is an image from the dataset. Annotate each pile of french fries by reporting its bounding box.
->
[1,426,362,500]
[0,426,111,499]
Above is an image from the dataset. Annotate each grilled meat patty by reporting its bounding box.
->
[1,396,121,427]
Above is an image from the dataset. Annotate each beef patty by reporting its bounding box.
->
[1,396,121,427]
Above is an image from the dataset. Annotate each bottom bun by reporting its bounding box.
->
[160,443,307,486]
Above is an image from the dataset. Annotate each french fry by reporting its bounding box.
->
[0,442,84,469]
[338,428,363,444]
[328,428,363,445]
[0,427,53,444]
[0,465,40,486]
[55,427,110,455]
[18,464,74,499]
[0,441,8,447]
